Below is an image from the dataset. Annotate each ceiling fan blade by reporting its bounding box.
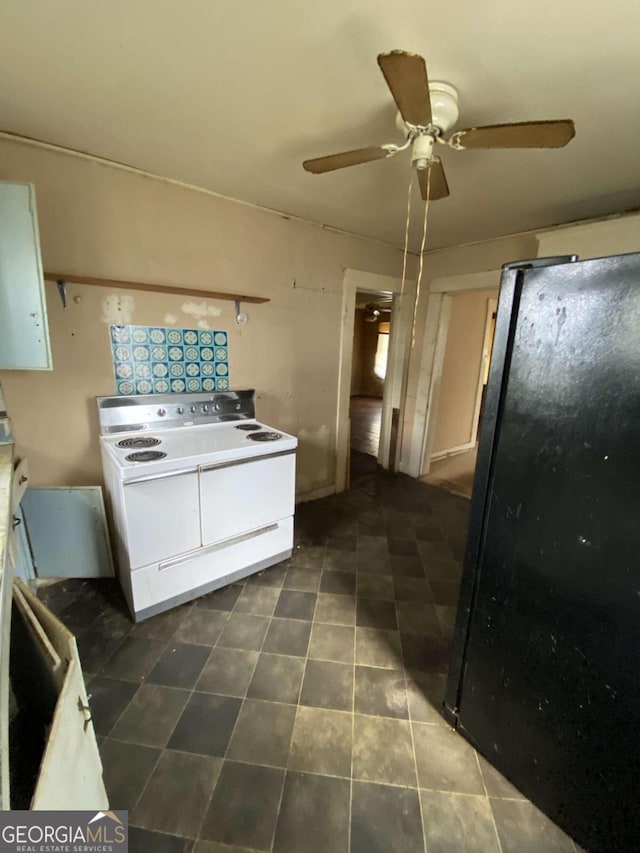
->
[303,146,391,174]
[418,159,450,201]
[452,120,575,149]
[377,50,432,126]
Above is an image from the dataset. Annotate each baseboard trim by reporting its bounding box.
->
[295,484,337,504]
[431,441,476,461]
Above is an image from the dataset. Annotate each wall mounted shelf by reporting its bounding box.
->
[44,272,270,311]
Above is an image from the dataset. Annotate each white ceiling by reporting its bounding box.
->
[2,1,639,250]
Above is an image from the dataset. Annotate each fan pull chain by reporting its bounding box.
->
[411,164,432,349]
[399,167,414,303]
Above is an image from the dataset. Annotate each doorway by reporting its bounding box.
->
[336,269,414,494]
[349,291,392,481]
[408,269,501,496]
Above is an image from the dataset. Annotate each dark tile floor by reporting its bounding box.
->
[39,470,580,853]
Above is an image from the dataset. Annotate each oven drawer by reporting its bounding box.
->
[130,516,294,618]
[123,468,201,569]
[199,450,295,546]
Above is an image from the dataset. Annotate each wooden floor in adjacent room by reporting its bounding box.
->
[349,396,382,457]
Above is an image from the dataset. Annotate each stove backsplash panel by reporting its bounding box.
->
[110,324,230,395]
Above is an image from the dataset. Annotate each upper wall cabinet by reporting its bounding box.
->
[0,182,52,370]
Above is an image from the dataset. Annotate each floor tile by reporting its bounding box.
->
[323,548,356,573]
[111,684,189,748]
[390,556,426,578]
[490,798,576,853]
[327,534,357,551]
[196,583,244,611]
[356,599,398,630]
[100,739,160,810]
[76,608,132,672]
[401,633,451,673]
[128,827,192,853]
[227,699,296,767]
[358,534,389,555]
[356,552,392,575]
[247,562,288,587]
[389,538,419,557]
[290,545,326,568]
[273,771,350,853]
[405,672,448,725]
[477,755,525,800]
[424,559,462,582]
[132,749,221,838]
[352,715,416,786]
[394,576,433,604]
[247,653,305,704]
[288,706,352,777]
[355,665,409,719]
[429,580,461,606]
[300,659,353,711]
[262,618,311,657]
[274,590,317,621]
[397,603,441,637]
[168,692,242,756]
[314,593,356,626]
[319,571,356,596]
[88,676,139,736]
[413,522,445,543]
[100,636,167,682]
[435,605,458,638]
[174,607,227,646]
[420,790,501,853]
[148,642,210,689]
[200,761,284,850]
[196,647,259,697]
[351,780,424,853]
[356,574,395,601]
[307,623,355,664]
[217,613,270,650]
[355,627,403,669]
[412,722,485,794]
[418,540,455,564]
[234,585,280,616]
[130,605,190,641]
[192,842,256,853]
[283,567,322,592]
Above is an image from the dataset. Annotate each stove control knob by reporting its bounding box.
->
[176,406,184,415]
[235,402,241,411]
[157,408,166,417]
[190,405,197,414]
[202,404,209,413]
[214,402,221,412]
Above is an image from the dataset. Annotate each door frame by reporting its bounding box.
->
[336,269,414,493]
[405,269,501,478]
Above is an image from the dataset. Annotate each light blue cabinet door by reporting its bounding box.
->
[0,182,52,370]
[21,487,115,578]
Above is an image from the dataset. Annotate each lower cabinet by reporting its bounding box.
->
[10,579,107,809]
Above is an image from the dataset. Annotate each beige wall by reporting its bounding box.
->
[350,311,385,398]
[431,288,498,454]
[0,139,406,498]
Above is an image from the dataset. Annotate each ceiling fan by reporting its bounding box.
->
[302,50,575,200]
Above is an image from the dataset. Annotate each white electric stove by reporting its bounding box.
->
[98,389,296,621]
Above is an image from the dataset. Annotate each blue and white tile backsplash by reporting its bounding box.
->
[110,325,230,395]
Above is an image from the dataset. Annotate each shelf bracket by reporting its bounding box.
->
[57,279,68,311]
[234,299,247,325]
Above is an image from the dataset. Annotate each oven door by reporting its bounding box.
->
[199,449,295,546]
[123,468,201,568]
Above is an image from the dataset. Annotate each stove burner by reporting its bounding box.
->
[125,450,168,462]
[235,424,261,431]
[117,436,161,449]
[247,431,283,442]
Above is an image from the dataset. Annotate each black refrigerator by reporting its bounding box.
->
[445,252,640,853]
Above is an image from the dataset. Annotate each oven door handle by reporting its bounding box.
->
[124,467,199,486]
[199,449,295,473]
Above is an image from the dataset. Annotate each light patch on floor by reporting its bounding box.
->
[422,446,478,499]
